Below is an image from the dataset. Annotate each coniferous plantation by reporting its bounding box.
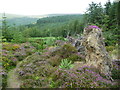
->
[0,1,120,89]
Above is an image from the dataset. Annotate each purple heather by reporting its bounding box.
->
[89,25,100,29]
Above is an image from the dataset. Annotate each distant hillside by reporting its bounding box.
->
[0,13,68,26]
[0,13,26,19]
[0,13,83,27]
[36,14,83,26]
[0,13,42,26]
[6,17,38,26]
[25,14,84,37]
[0,17,38,26]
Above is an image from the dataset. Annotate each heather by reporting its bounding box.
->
[50,66,117,88]
[1,0,119,89]
[1,36,119,88]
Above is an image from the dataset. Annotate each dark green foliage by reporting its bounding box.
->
[12,31,27,43]
[85,2,104,25]
[2,18,13,42]
[1,68,7,88]
[112,68,120,79]
[25,14,84,37]
[85,1,119,46]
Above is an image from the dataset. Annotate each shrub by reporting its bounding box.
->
[2,53,17,70]
[51,65,117,88]
[2,43,20,51]
[51,44,77,58]
[59,59,74,69]
[66,54,85,62]
[12,32,27,43]
[111,61,120,79]
[44,38,55,46]
[45,44,78,67]
[30,42,45,51]
[47,55,62,66]
[2,42,36,71]
[16,54,56,88]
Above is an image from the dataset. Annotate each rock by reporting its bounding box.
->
[67,36,85,54]
[81,25,113,75]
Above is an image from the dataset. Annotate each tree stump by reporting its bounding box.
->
[82,25,113,75]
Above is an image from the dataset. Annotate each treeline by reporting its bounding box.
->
[26,14,85,37]
[85,1,119,46]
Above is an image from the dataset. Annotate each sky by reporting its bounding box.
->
[0,0,114,15]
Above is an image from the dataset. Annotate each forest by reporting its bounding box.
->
[0,1,120,88]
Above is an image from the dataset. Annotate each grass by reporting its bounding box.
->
[28,37,56,40]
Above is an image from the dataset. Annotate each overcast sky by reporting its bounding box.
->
[0,0,114,15]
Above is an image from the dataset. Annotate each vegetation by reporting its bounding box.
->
[59,59,74,69]
[1,0,119,89]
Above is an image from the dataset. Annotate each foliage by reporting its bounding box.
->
[46,44,78,66]
[2,42,36,71]
[47,55,62,66]
[0,68,7,87]
[24,14,84,37]
[51,44,77,58]
[106,46,115,52]
[85,1,119,47]
[85,2,104,25]
[16,54,56,88]
[112,61,120,79]
[51,65,118,88]
[44,38,56,46]
[66,54,84,62]
[59,59,74,69]
[12,31,27,43]
[49,80,56,88]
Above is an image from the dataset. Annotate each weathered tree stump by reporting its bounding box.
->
[81,25,113,75]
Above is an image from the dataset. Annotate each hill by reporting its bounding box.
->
[0,13,43,26]
[25,14,84,37]
[0,13,81,26]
